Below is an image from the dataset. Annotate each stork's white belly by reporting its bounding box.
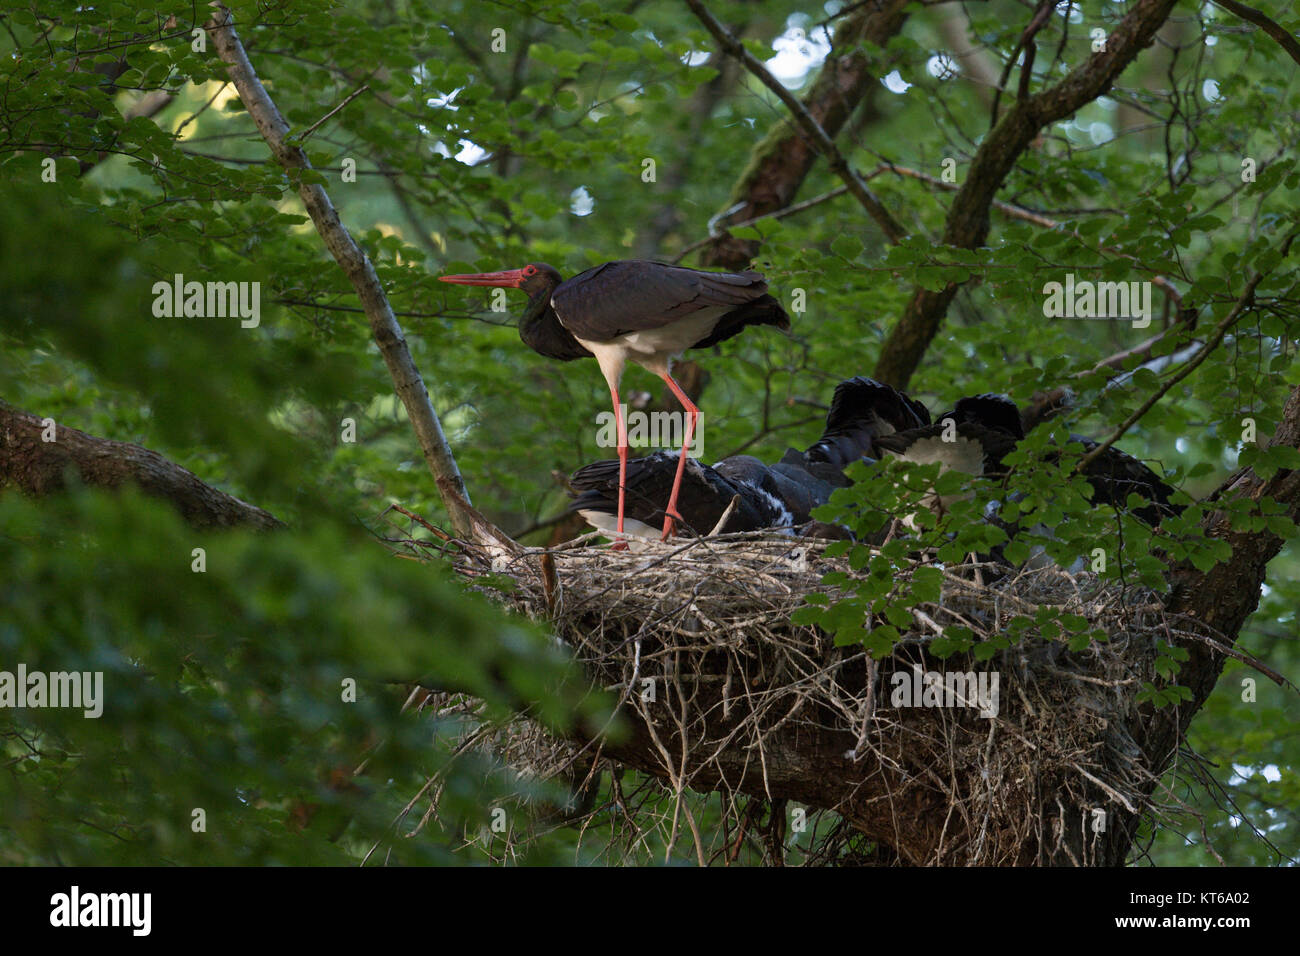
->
[570,308,729,385]
[888,435,987,530]
[578,510,661,548]
[895,435,985,476]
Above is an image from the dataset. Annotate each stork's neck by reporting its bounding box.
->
[518,285,555,340]
[516,280,590,361]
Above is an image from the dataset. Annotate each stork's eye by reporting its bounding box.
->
[524,265,536,276]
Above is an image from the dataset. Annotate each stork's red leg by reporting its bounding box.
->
[658,372,699,540]
[608,384,629,550]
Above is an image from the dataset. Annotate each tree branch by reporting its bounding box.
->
[685,0,906,245]
[1210,0,1300,66]
[874,0,1181,389]
[689,0,913,269]
[0,402,282,531]
[204,6,482,542]
[298,82,370,144]
[1076,228,1297,474]
[674,162,1074,263]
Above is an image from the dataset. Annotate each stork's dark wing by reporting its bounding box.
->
[551,260,779,340]
[874,422,1019,477]
[568,451,786,536]
[713,455,808,525]
[828,377,931,432]
[943,394,1025,439]
[519,310,593,361]
[805,377,932,470]
[1070,436,1181,525]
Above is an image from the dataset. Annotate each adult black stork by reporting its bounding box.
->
[569,377,928,540]
[439,260,790,542]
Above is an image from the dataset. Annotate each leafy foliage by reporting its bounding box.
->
[1,0,1298,864]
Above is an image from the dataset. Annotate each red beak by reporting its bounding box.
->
[438,268,528,288]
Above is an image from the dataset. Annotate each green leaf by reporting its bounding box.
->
[830,234,863,261]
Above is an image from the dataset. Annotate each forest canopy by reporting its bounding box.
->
[1,0,1298,866]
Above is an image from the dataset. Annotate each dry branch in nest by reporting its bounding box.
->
[397,529,1224,865]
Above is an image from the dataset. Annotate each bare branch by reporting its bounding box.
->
[687,0,913,269]
[675,163,1066,263]
[1211,0,1300,66]
[673,185,850,263]
[204,6,482,542]
[685,0,906,244]
[298,82,370,144]
[1074,246,1289,473]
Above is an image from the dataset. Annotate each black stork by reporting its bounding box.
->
[439,259,790,542]
[569,451,796,541]
[801,376,932,473]
[568,377,929,540]
[875,393,1181,527]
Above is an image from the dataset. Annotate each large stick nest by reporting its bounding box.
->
[410,531,1215,865]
